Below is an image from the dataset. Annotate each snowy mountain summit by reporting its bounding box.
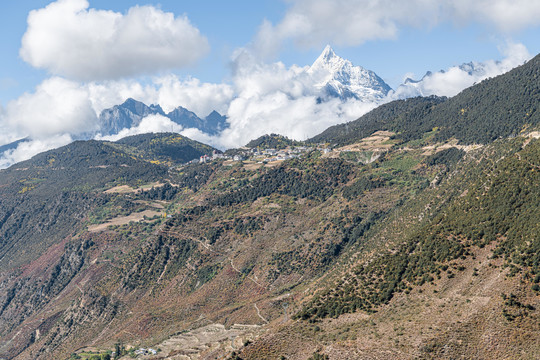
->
[308,45,392,101]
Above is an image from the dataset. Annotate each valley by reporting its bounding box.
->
[0,52,538,360]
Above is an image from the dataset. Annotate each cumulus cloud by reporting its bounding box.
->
[0,134,73,169]
[252,0,540,57]
[153,76,234,116]
[0,106,16,146]
[216,95,375,149]
[20,0,209,81]
[253,0,436,57]
[391,41,531,98]
[202,52,377,148]
[450,0,540,32]
[3,77,97,138]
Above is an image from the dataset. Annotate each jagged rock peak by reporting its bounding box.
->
[310,45,350,72]
[309,45,392,101]
[320,44,337,61]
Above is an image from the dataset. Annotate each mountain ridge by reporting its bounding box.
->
[98,98,229,137]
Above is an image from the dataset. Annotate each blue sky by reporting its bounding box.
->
[1,0,539,167]
[2,0,539,104]
[0,0,288,104]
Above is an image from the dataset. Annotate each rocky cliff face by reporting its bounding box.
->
[98,98,166,136]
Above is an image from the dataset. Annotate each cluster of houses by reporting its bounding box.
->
[193,145,319,165]
[250,146,312,162]
[197,150,243,163]
[133,347,158,356]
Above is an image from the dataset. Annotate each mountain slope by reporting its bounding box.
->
[0,140,169,272]
[0,132,212,272]
[0,53,539,360]
[2,133,538,359]
[310,95,446,145]
[312,53,540,146]
[112,132,216,165]
[241,136,540,360]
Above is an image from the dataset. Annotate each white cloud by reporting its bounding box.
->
[0,74,233,154]
[179,127,217,147]
[0,129,22,149]
[20,0,209,81]
[204,52,377,149]
[86,75,234,117]
[0,105,17,146]
[3,77,97,138]
[450,0,540,32]
[252,0,540,57]
[89,52,379,150]
[149,75,234,116]
[391,41,531,98]
[0,134,73,169]
[216,95,375,149]
[96,114,183,142]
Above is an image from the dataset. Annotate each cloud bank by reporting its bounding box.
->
[214,50,377,148]
[96,114,184,142]
[253,0,540,57]
[86,75,234,117]
[20,0,209,81]
[4,77,97,138]
[391,42,531,98]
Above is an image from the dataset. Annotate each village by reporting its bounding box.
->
[190,130,396,167]
[194,145,318,165]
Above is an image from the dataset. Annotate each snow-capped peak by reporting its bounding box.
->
[309,45,349,77]
[308,45,391,102]
[318,44,337,62]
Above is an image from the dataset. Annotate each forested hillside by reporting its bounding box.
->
[112,132,215,165]
[312,53,540,146]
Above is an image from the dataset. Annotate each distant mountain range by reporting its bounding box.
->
[98,98,228,136]
[0,46,528,170]
[392,59,519,98]
[95,47,394,139]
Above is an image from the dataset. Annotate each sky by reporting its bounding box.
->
[1,0,540,167]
